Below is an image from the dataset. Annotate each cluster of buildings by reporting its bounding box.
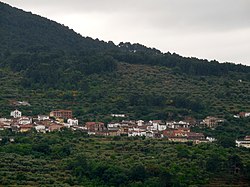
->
[0,109,79,133]
[1,110,218,144]
[85,120,216,144]
[1,109,249,146]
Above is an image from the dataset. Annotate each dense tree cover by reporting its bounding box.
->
[1,2,250,80]
[113,42,250,77]
[1,51,117,89]
[0,4,250,186]
[0,130,250,186]
[0,2,249,122]
[1,61,249,127]
[0,2,115,53]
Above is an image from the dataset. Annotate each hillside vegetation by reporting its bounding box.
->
[0,2,249,121]
[0,2,250,187]
[0,130,250,186]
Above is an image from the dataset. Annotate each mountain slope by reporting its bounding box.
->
[0,2,115,53]
[1,3,250,187]
[1,2,249,77]
[0,2,249,124]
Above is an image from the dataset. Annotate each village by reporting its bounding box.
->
[0,109,250,147]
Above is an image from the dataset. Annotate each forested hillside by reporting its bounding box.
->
[0,2,250,186]
[0,2,249,121]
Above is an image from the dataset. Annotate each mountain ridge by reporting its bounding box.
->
[1,2,249,69]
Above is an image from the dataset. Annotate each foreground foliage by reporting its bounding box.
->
[0,130,250,186]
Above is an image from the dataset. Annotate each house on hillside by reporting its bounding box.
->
[244,136,250,141]
[128,130,145,137]
[16,101,30,106]
[238,112,250,118]
[119,126,129,136]
[108,128,120,136]
[149,120,165,131]
[236,136,250,148]
[19,124,33,132]
[85,122,106,132]
[10,109,22,118]
[0,118,12,126]
[35,125,46,133]
[111,114,126,118]
[67,118,78,126]
[107,122,121,128]
[206,137,216,142]
[38,115,49,121]
[163,128,193,142]
[48,124,63,132]
[18,116,32,125]
[166,121,190,129]
[50,110,72,119]
[202,116,224,128]
[136,120,145,126]
[121,120,136,126]
[187,132,205,141]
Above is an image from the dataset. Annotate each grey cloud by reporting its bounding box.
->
[5,0,250,31]
[4,0,250,27]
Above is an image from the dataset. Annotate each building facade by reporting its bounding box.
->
[10,110,22,118]
[50,110,72,119]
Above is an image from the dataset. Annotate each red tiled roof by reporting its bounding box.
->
[187,132,204,137]
[20,124,33,128]
[86,122,104,126]
[152,120,162,123]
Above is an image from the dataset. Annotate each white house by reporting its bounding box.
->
[18,117,32,125]
[239,112,250,118]
[35,125,46,133]
[236,136,250,148]
[67,118,78,126]
[136,120,144,126]
[111,114,126,118]
[206,137,216,142]
[107,123,121,128]
[0,118,12,126]
[146,125,154,131]
[150,120,165,131]
[244,113,250,117]
[128,130,146,137]
[166,121,190,129]
[236,140,250,148]
[158,124,167,131]
[38,115,49,121]
[233,115,240,118]
[10,110,22,118]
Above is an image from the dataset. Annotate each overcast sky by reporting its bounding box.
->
[3,0,250,66]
